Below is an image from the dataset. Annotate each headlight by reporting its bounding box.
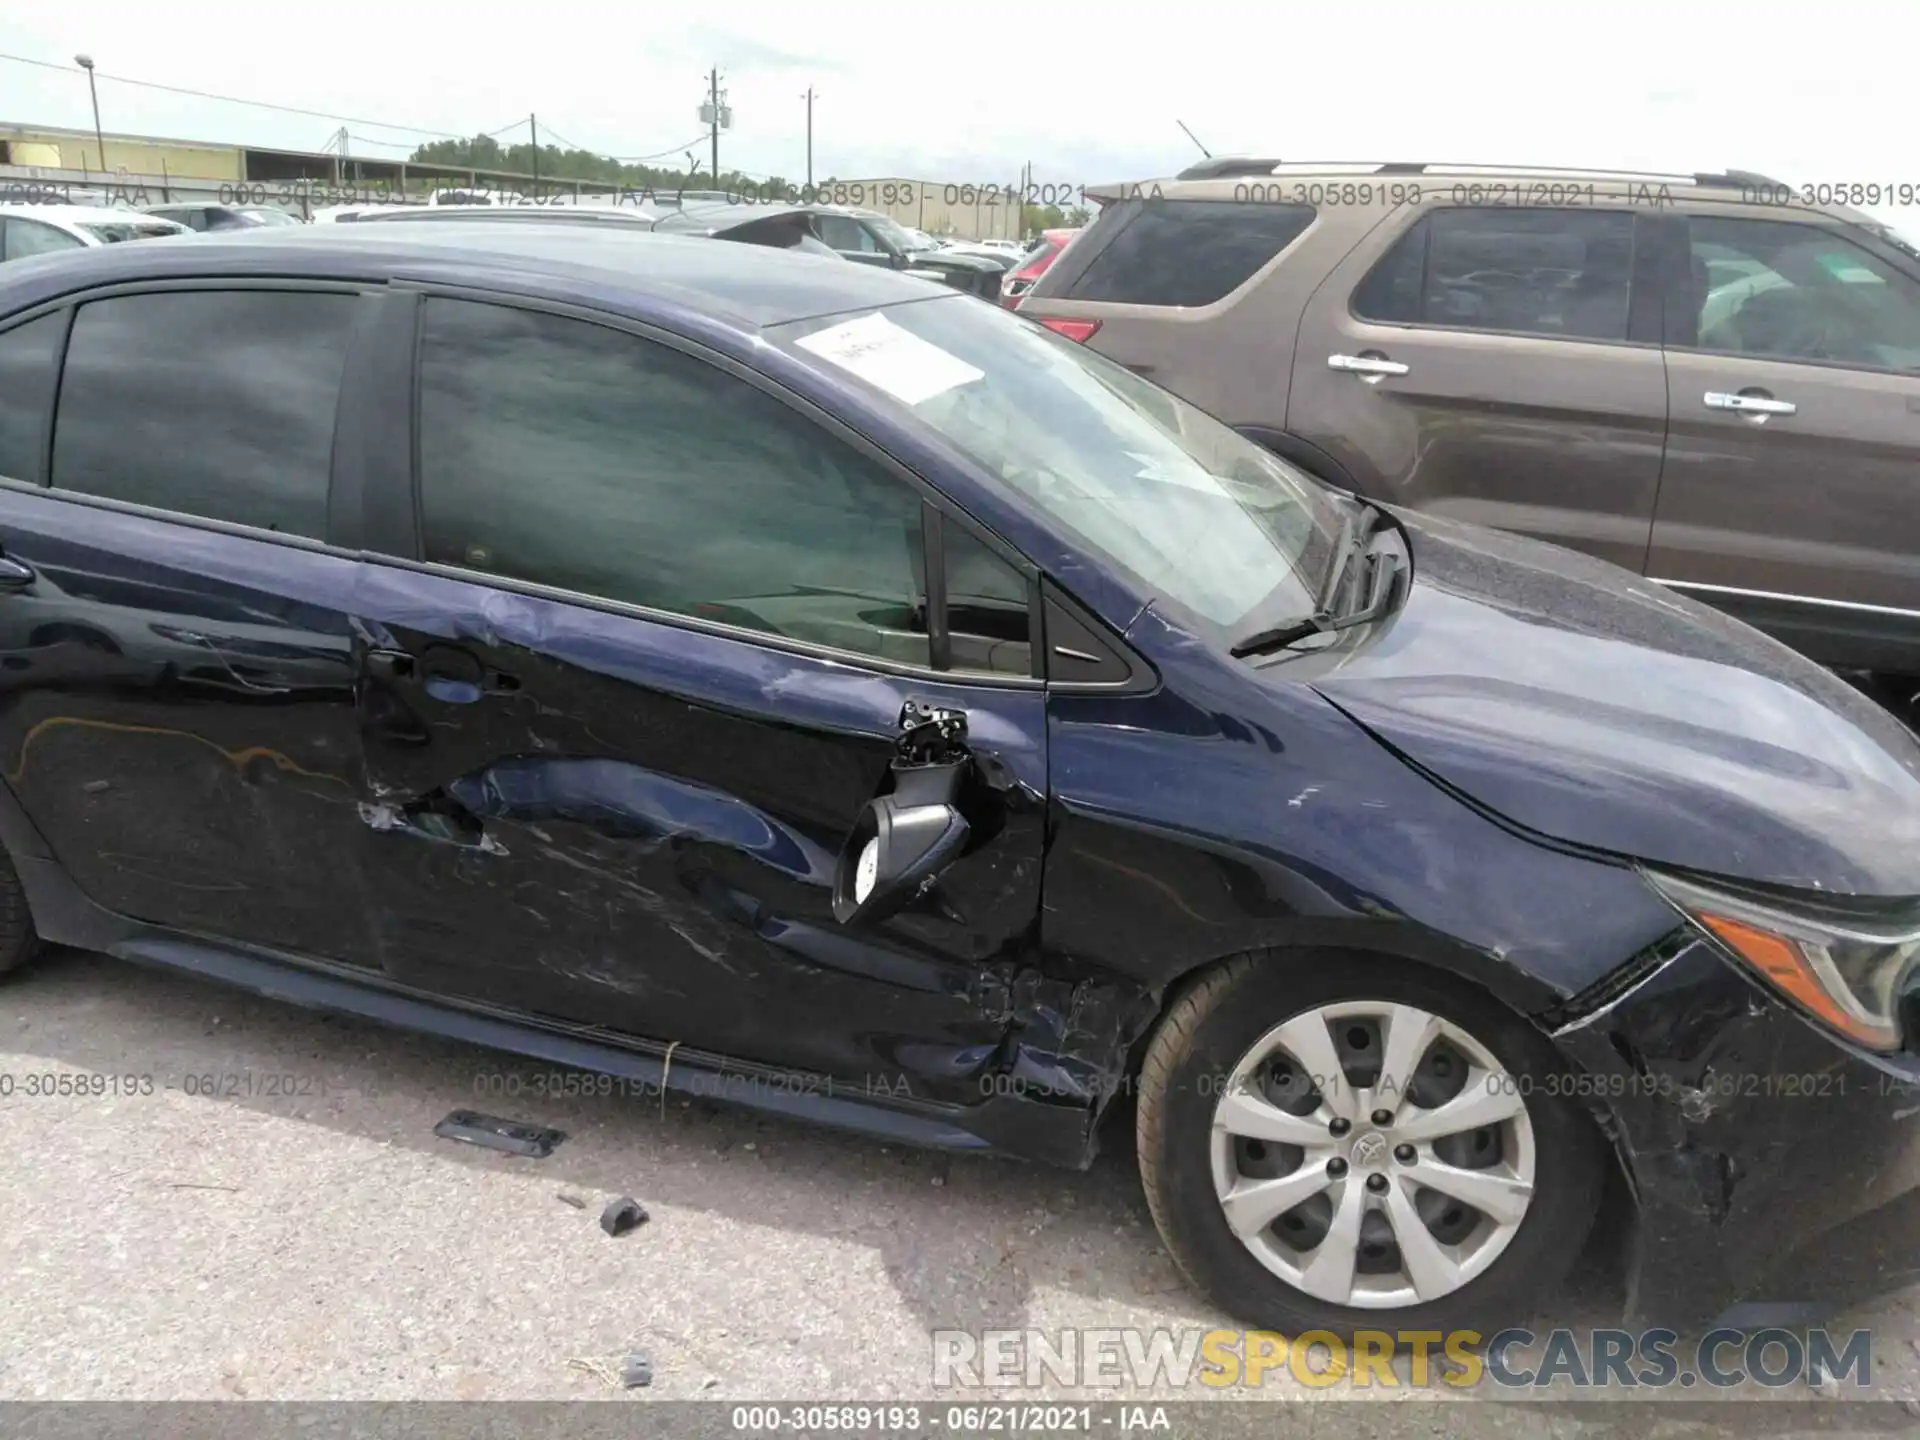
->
[1646,870,1920,1052]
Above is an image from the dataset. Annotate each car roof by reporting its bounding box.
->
[0,221,948,329]
[347,204,659,227]
[0,204,177,226]
[1091,158,1877,223]
[654,201,836,234]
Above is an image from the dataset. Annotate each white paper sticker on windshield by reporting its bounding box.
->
[795,313,984,406]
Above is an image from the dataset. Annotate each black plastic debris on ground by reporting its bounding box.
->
[622,1353,653,1388]
[433,1110,567,1158]
[600,1196,649,1236]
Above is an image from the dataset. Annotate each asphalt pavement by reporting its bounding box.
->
[0,945,1916,1434]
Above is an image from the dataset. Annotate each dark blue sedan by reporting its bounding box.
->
[0,223,1915,1336]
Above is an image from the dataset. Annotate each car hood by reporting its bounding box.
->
[905,249,1004,273]
[1308,509,1920,897]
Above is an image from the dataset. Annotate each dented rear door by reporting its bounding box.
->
[0,286,382,966]
[345,292,1047,1103]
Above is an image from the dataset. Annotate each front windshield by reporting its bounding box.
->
[864,213,928,252]
[241,207,302,227]
[774,296,1345,639]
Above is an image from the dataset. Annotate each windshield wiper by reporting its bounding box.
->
[1230,504,1397,659]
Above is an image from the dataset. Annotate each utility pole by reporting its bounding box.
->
[708,70,721,181]
[802,86,815,188]
[529,113,539,200]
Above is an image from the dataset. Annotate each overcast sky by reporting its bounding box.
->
[2,2,1915,226]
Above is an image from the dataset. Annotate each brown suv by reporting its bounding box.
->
[1020,161,1920,679]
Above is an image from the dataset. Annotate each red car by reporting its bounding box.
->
[999,227,1080,310]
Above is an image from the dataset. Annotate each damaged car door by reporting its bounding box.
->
[0,287,377,964]
[347,294,1048,1103]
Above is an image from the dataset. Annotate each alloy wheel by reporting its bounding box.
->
[1207,1000,1535,1309]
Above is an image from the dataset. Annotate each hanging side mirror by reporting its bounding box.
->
[832,703,973,928]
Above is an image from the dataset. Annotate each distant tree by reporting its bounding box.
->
[407,135,778,200]
[1065,204,1092,226]
[1022,202,1070,235]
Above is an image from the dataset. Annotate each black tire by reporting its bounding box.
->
[1135,950,1604,1337]
[0,842,41,974]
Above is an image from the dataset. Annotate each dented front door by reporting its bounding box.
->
[348,563,1046,1103]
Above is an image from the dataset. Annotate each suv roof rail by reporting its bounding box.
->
[1695,168,1789,190]
[1173,157,1285,181]
[1166,159,1796,189]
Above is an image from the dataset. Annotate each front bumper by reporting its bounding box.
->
[1553,931,1920,1329]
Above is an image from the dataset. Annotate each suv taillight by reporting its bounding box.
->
[1009,249,1055,284]
[1037,317,1100,343]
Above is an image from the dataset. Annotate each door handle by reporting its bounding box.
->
[1328,353,1410,380]
[364,648,416,681]
[0,555,36,592]
[1705,390,1796,419]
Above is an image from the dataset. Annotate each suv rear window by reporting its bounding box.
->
[1062,200,1314,307]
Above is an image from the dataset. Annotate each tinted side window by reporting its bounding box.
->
[0,313,63,481]
[1064,200,1314,307]
[418,299,1000,671]
[944,524,1031,676]
[815,215,879,253]
[51,291,354,538]
[4,218,85,260]
[1678,217,1920,370]
[1353,207,1636,341]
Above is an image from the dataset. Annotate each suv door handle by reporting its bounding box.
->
[1705,390,1796,418]
[0,554,36,592]
[1328,353,1410,378]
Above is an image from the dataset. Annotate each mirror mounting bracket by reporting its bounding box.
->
[895,700,969,768]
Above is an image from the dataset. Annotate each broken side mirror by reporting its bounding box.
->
[832,702,973,928]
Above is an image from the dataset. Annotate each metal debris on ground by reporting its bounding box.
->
[556,1191,587,1209]
[622,1353,654,1388]
[432,1110,567,1158]
[600,1196,650,1236]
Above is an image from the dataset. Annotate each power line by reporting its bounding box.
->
[529,123,590,154]
[1,50,720,173]
[0,49,470,139]
[540,126,716,164]
[616,134,714,163]
[537,123,710,164]
[338,134,421,151]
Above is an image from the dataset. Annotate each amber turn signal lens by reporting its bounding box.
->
[1699,912,1902,1051]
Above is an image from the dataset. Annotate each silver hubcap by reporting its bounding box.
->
[1209,1000,1535,1310]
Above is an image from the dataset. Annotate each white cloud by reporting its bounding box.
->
[3,0,1917,226]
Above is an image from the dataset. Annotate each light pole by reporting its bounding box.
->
[801,87,815,190]
[74,54,107,175]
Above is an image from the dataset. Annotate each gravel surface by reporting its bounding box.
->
[0,946,1914,1426]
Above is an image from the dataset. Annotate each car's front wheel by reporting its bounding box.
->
[1136,952,1604,1335]
[0,844,40,974]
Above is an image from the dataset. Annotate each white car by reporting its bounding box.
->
[0,204,188,262]
[309,203,416,224]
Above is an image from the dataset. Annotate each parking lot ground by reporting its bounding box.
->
[1,947,1917,1424]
